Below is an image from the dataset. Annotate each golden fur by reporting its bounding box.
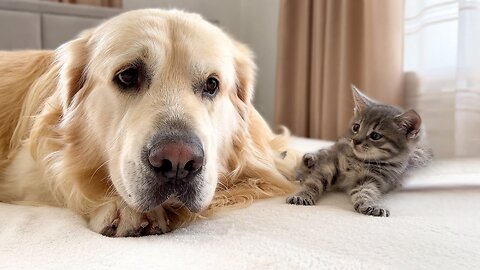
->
[0,9,297,236]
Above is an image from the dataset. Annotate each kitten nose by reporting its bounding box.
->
[352,139,362,145]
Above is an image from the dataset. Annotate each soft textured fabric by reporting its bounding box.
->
[0,137,479,269]
[275,0,405,140]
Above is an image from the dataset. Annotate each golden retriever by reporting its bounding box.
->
[0,9,297,237]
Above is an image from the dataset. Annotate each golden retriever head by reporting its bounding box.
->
[56,9,256,213]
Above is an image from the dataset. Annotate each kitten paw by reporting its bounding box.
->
[286,195,315,206]
[355,204,390,217]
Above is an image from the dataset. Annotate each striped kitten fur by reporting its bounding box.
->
[287,85,433,217]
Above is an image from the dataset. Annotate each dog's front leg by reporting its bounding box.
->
[88,198,170,237]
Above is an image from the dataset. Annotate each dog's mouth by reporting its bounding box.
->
[119,157,208,214]
[129,170,206,213]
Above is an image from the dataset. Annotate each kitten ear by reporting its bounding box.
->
[395,109,422,139]
[351,84,374,115]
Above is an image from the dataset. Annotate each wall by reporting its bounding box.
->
[123,0,280,126]
[0,0,119,50]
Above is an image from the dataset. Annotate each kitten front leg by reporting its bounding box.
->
[349,180,390,217]
[287,151,336,206]
[287,176,327,206]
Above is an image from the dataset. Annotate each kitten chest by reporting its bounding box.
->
[334,154,371,191]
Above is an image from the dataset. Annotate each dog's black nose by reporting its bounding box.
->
[148,137,204,183]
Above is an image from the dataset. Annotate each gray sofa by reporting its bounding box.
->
[0,0,120,50]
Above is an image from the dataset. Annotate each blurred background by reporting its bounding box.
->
[0,0,479,158]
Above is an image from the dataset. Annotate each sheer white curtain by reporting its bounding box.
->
[404,0,480,158]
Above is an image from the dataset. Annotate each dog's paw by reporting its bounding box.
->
[88,200,170,237]
[354,203,390,217]
[286,195,315,206]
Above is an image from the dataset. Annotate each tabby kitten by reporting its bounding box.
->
[287,85,432,217]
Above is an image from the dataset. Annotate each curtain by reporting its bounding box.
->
[404,0,480,158]
[53,0,122,8]
[275,0,405,141]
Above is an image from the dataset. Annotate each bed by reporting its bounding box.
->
[1,137,479,269]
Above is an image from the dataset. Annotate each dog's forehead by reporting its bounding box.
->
[90,10,235,69]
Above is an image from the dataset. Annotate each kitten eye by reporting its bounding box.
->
[203,76,219,97]
[114,66,140,90]
[369,132,383,141]
[352,123,360,133]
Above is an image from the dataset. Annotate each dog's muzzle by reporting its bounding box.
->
[138,124,206,213]
[148,135,204,184]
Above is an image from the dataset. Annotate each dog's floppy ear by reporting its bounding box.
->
[57,30,92,113]
[233,41,257,104]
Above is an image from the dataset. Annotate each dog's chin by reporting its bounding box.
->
[129,176,207,213]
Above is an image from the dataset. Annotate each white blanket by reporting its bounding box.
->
[1,137,479,269]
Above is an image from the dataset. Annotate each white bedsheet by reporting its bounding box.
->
[1,137,479,270]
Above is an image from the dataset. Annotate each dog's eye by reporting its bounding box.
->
[203,77,219,97]
[114,67,140,90]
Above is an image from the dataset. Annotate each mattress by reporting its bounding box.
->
[1,137,479,269]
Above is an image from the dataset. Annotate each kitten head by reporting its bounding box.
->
[348,85,422,161]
